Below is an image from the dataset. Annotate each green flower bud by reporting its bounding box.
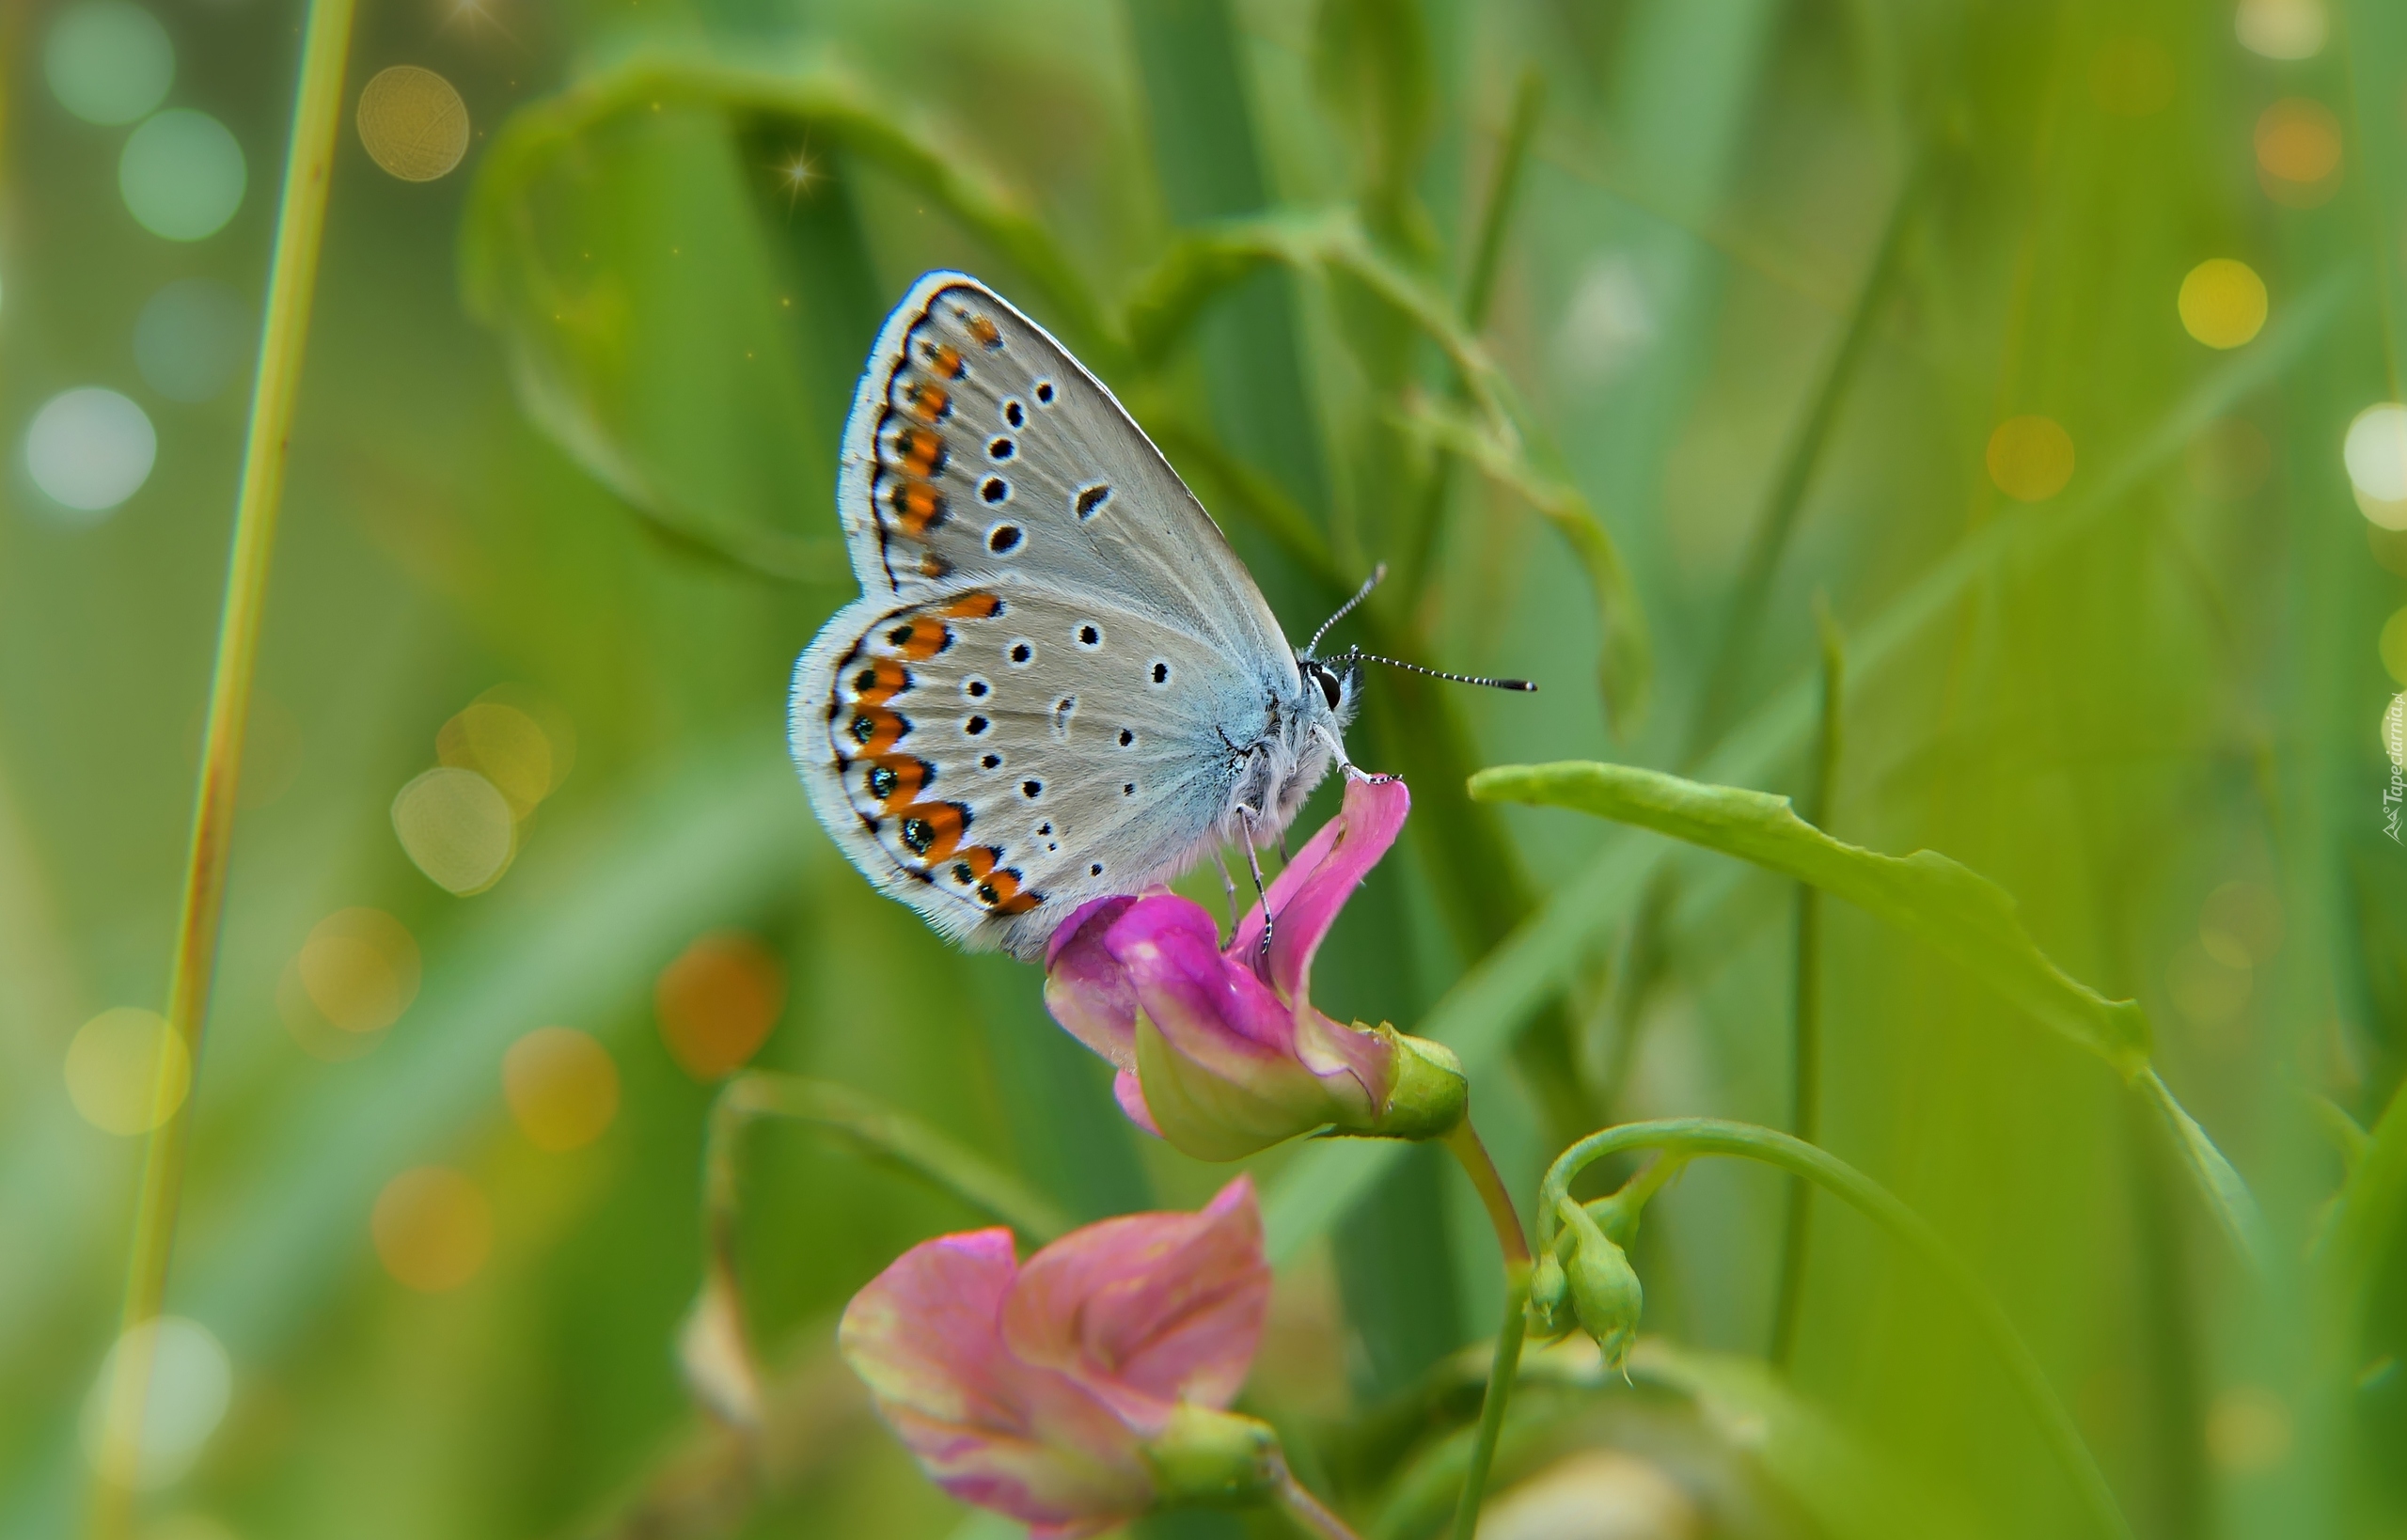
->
[1360,1029,1468,1142]
[1140,1404,1285,1509]
[1555,1196,1643,1373]
[1527,1247,1574,1340]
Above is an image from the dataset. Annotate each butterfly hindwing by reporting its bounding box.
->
[793,580,1269,958]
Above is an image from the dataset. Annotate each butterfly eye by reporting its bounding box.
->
[1314,668,1343,710]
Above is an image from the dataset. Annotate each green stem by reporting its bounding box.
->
[1447,1265,1531,1540]
[88,0,357,1532]
[1540,1119,2132,1540]
[1439,1120,1533,1540]
[1770,605,1844,1367]
[1398,68,1545,605]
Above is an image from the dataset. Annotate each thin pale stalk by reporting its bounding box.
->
[1445,1265,1530,1540]
[1770,604,1843,1367]
[1277,1470,1368,1540]
[1443,1119,1532,1268]
[1540,1119,2133,1540]
[88,0,356,1532]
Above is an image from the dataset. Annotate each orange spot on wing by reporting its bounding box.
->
[967,314,1001,350]
[894,426,946,477]
[848,658,912,705]
[887,479,949,537]
[896,802,970,862]
[843,708,909,754]
[862,755,932,809]
[949,847,998,884]
[944,591,1004,621]
[976,866,1041,914]
[879,619,952,661]
[921,341,966,379]
[906,383,951,422]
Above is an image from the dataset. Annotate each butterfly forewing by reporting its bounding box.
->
[837,273,1290,665]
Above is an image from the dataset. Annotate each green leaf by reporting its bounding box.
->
[1472,761,2267,1271]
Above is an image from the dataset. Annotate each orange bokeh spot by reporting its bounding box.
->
[502,1027,621,1151]
[371,1166,493,1292]
[655,932,786,1079]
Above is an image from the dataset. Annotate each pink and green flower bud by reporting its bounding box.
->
[1044,776,1464,1161]
[839,1178,1277,1538]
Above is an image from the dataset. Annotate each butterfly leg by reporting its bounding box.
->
[1212,848,1243,938]
[1316,722,1395,785]
[1236,805,1275,957]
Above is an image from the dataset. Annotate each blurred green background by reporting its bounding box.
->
[6,0,2407,1535]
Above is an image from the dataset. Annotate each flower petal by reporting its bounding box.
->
[1001,1176,1270,1423]
[1112,1069,1162,1137]
[840,1228,1153,1530]
[1108,896,1294,1056]
[1229,775,1410,1001]
[1043,894,1143,1072]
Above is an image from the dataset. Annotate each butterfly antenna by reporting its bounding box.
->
[1339,646,1535,692]
[1305,564,1387,657]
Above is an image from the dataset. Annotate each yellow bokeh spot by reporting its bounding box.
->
[1986,416,2075,502]
[2255,98,2342,187]
[356,66,470,182]
[2236,0,2326,60]
[655,932,785,1079]
[502,1027,621,1152]
[2207,1385,2292,1474]
[66,1008,190,1136]
[297,907,420,1033]
[371,1166,492,1291]
[2381,608,2407,685]
[2178,260,2268,350]
[392,766,516,894]
[2089,37,2174,118]
[438,701,553,815]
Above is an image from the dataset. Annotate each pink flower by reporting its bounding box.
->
[838,1177,1279,1537]
[1044,775,1466,1160]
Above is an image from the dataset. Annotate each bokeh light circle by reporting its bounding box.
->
[356,66,471,182]
[655,932,786,1079]
[438,701,554,814]
[79,1316,232,1490]
[298,907,421,1032]
[2343,404,2407,528]
[27,388,156,513]
[2380,608,2407,686]
[45,2,173,126]
[65,1007,189,1135]
[1986,415,2075,502]
[391,766,516,893]
[503,1028,621,1152]
[120,109,245,241]
[2236,0,2326,60]
[2179,260,2267,350]
[135,278,249,402]
[371,1166,493,1291]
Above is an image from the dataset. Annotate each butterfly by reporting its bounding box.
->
[790,273,1525,962]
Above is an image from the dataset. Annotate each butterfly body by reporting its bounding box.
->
[791,273,1359,961]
